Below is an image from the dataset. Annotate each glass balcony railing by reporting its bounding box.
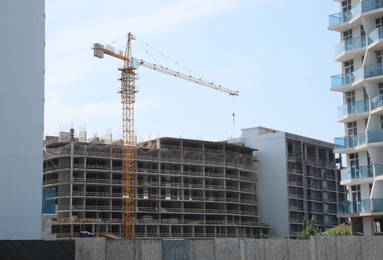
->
[368,26,383,44]
[329,4,361,26]
[367,129,383,143]
[364,63,383,78]
[338,199,383,214]
[341,165,373,181]
[331,74,353,87]
[334,130,383,149]
[331,68,363,88]
[362,0,383,13]
[335,37,366,57]
[371,95,383,110]
[334,133,366,149]
[337,100,369,118]
[375,163,383,177]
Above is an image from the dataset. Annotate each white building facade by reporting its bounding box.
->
[0,0,45,239]
[329,0,383,235]
[237,127,346,238]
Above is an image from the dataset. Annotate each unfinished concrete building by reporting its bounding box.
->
[42,131,269,239]
[235,127,348,238]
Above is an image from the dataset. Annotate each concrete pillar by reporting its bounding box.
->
[363,217,375,236]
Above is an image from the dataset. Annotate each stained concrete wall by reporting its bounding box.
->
[74,236,383,260]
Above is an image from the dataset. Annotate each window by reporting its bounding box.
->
[377,50,383,64]
[374,218,383,233]
[367,152,371,167]
[351,185,361,201]
[347,122,357,147]
[376,17,383,28]
[379,83,383,95]
[344,60,354,74]
[363,88,369,113]
[342,0,352,22]
[343,60,354,84]
[343,29,353,51]
[350,153,359,178]
[347,121,357,136]
[342,0,351,12]
[361,25,366,46]
[345,91,355,113]
[342,29,352,40]
[363,87,368,100]
[351,185,361,213]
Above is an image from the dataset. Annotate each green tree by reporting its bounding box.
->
[297,216,321,240]
[327,224,350,236]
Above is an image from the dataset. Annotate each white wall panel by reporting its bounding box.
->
[0,0,44,239]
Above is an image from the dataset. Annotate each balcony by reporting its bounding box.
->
[335,37,366,62]
[337,100,369,122]
[364,63,383,79]
[329,4,361,30]
[340,165,373,182]
[334,133,366,150]
[338,199,383,215]
[331,68,363,91]
[368,27,383,50]
[375,163,383,177]
[371,95,383,111]
[362,0,383,13]
[335,130,383,151]
[367,129,383,144]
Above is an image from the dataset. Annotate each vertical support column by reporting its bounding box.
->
[70,142,74,239]
[120,66,137,239]
[301,141,309,220]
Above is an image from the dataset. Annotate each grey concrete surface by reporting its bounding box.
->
[189,239,214,260]
[105,239,134,260]
[287,239,310,260]
[75,238,105,260]
[74,236,383,260]
[214,238,240,260]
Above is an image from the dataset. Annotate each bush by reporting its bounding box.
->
[297,216,321,240]
[327,224,351,236]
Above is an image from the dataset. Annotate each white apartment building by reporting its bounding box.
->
[234,127,346,238]
[329,0,383,235]
[0,0,45,239]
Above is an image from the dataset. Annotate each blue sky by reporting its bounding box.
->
[45,0,342,143]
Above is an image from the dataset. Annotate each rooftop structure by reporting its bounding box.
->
[42,131,269,239]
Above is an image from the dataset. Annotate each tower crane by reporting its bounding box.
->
[92,32,239,239]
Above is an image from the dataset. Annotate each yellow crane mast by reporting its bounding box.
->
[92,32,239,239]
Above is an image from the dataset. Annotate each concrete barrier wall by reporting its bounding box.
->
[74,236,383,260]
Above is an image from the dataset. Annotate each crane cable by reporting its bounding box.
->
[135,37,205,80]
[135,39,162,67]
[232,96,236,138]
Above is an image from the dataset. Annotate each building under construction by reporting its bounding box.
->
[42,130,269,239]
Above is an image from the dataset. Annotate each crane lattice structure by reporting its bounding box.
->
[92,32,239,239]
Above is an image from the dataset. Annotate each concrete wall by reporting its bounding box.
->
[242,128,290,238]
[0,0,45,239]
[74,236,383,260]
